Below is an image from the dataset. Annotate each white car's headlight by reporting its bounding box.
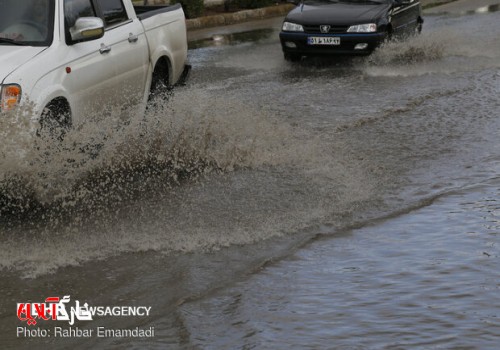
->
[347,23,377,33]
[1,84,22,111]
[282,22,304,32]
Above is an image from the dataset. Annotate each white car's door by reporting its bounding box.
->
[93,0,149,109]
[61,0,149,122]
[62,0,117,120]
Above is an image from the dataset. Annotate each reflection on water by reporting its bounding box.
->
[469,4,500,14]
[188,28,275,49]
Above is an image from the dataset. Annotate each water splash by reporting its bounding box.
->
[364,14,500,77]
[1,86,354,278]
[0,88,300,212]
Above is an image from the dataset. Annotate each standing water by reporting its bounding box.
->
[1,6,499,350]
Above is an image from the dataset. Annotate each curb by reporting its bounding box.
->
[186,4,295,30]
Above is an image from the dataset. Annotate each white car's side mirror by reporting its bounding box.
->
[70,17,105,43]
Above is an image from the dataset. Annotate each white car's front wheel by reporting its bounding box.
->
[38,98,72,141]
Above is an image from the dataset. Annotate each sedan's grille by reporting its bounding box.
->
[303,25,349,34]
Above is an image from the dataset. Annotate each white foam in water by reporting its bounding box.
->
[0,89,294,204]
[364,13,500,77]
[0,85,374,278]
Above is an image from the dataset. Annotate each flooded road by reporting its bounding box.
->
[1,5,500,350]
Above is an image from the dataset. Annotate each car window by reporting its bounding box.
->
[0,0,55,46]
[95,0,129,27]
[64,0,97,28]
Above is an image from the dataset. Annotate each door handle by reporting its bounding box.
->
[128,33,139,43]
[100,44,111,54]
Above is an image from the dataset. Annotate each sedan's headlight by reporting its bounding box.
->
[1,84,22,111]
[282,22,304,32]
[347,23,377,33]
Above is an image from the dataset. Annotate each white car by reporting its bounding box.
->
[0,0,189,137]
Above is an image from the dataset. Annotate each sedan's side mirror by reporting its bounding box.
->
[70,17,105,43]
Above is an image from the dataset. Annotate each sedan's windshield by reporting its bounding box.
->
[0,0,55,46]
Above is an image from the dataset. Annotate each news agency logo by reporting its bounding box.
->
[17,296,152,326]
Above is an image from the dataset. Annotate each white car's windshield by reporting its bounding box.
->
[0,0,54,46]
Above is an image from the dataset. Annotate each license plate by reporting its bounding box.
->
[307,37,341,46]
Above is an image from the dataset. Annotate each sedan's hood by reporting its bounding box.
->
[0,46,46,83]
[286,1,391,26]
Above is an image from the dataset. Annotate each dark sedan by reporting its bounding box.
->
[279,0,423,61]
